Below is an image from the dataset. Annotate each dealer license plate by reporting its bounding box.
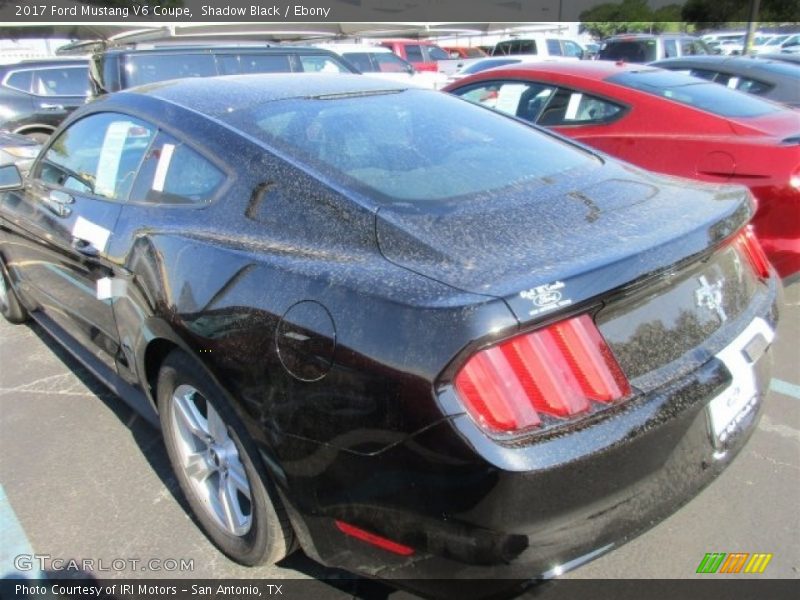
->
[707,317,774,449]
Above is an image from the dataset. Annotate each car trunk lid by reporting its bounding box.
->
[375,162,754,327]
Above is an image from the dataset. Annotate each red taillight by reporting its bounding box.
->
[454,314,631,434]
[736,225,771,279]
[335,520,414,556]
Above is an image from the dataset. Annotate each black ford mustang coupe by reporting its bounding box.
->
[0,74,779,591]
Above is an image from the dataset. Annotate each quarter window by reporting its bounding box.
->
[128,132,224,205]
[37,113,155,201]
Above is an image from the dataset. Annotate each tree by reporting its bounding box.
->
[682,0,799,28]
[579,0,686,38]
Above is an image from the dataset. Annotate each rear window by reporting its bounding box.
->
[606,69,781,118]
[221,89,597,203]
[599,40,657,63]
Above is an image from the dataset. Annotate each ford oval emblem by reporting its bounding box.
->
[534,291,562,306]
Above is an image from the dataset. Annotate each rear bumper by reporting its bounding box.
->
[279,283,779,593]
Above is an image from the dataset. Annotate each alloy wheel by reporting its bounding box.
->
[169,384,253,536]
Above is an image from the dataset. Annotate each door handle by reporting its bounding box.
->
[49,190,74,204]
[40,103,64,111]
[71,237,99,257]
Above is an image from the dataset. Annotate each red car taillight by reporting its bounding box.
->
[735,225,771,280]
[454,314,631,434]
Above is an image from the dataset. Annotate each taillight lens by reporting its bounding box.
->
[454,314,631,435]
[735,225,771,279]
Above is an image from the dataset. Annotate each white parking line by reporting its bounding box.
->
[0,484,42,578]
[770,378,800,400]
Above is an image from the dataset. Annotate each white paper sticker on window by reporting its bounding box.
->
[95,121,132,198]
[152,143,175,193]
[565,93,584,120]
[495,83,528,115]
[72,216,111,252]
[727,76,740,89]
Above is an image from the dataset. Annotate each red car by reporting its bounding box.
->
[445,62,800,278]
[378,39,450,72]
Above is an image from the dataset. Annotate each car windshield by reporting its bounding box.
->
[222,89,597,203]
[606,69,781,118]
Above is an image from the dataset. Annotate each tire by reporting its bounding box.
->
[157,350,294,565]
[0,260,29,324]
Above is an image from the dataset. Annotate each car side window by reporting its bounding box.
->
[455,81,557,122]
[537,89,624,126]
[128,131,224,205]
[664,39,678,58]
[125,54,216,87]
[563,41,584,58]
[4,70,32,93]
[35,113,155,201]
[341,52,374,72]
[297,55,350,73]
[373,53,411,73]
[31,67,88,96]
[405,45,424,62]
[427,46,450,61]
[216,54,292,75]
[547,39,563,56]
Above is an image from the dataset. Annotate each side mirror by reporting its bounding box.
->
[0,164,23,191]
[449,51,460,59]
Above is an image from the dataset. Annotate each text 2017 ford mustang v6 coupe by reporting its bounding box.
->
[0,74,779,593]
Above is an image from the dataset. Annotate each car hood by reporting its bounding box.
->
[375,161,753,324]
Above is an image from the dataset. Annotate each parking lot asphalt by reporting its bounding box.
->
[0,282,798,597]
